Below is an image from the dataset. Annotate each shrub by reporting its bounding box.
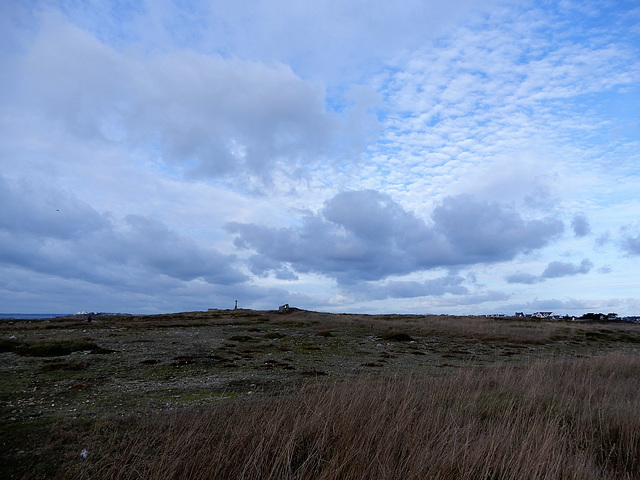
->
[0,338,111,357]
[380,332,413,342]
[263,332,286,339]
[227,335,254,342]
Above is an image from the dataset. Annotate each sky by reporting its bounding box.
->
[1,0,639,316]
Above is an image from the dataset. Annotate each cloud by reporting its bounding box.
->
[382,276,469,298]
[431,195,564,262]
[0,262,308,314]
[506,298,595,314]
[227,190,564,284]
[246,254,299,281]
[0,175,108,239]
[9,14,348,184]
[443,290,510,306]
[507,296,640,316]
[119,0,502,83]
[571,214,591,237]
[115,215,246,284]
[0,175,246,287]
[2,1,640,316]
[345,275,469,302]
[372,2,640,211]
[506,258,593,284]
[620,224,640,255]
[622,236,640,255]
[595,232,611,248]
[505,273,541,285]
[541,259,593,278]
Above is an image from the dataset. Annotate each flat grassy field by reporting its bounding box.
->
[2,309,639,479]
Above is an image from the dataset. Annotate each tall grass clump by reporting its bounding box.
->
[66,352,639,479]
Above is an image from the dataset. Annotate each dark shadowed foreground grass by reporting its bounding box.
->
[59,352,640,480]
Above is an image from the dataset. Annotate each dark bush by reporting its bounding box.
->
[380,332,413,342]
[263,332,286,339]
[227,335,254,342]
[0,338,111,356]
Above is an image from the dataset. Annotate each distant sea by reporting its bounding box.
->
[0,313,71,320]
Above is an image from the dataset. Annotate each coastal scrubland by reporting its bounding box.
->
[2,309,639,479]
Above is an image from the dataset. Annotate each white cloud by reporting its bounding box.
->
[369,4,640,210]
[7,13,348,185]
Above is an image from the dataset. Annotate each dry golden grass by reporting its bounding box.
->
[66,352,639,480]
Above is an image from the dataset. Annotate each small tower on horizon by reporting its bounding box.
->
[234,300,238,310]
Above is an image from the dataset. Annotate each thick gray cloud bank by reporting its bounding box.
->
[0,175,246,287]
[227,190,564,284]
